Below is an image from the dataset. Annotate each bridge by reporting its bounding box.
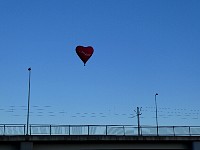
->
[1,124,200,150]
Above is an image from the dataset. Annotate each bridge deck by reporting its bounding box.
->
[0,135,200,150]
[0,135,200,141]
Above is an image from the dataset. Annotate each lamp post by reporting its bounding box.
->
[26,67,31,135]
[155,93,158,136]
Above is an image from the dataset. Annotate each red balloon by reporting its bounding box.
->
[76,46,94,66]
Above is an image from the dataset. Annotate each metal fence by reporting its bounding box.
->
[0,124,26,135]
[1,124,200,136]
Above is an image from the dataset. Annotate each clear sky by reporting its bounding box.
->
[0,0,200,126]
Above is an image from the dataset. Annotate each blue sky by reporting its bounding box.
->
[0,0,200,126]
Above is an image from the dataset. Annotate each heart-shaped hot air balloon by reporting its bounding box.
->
[76,46,94,66]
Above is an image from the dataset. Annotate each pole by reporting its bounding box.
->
[137,107,141,136]
[155,93,158,136]
[26,67,31,135]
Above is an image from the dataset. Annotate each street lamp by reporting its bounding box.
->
[155,93,158,135]
[26,67,31,135]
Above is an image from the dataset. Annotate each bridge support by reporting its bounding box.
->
[20,142,33,150]
[193,142,200,150]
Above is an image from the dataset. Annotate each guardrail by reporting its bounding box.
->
[0,124,200,136]
[0,124,26,135]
